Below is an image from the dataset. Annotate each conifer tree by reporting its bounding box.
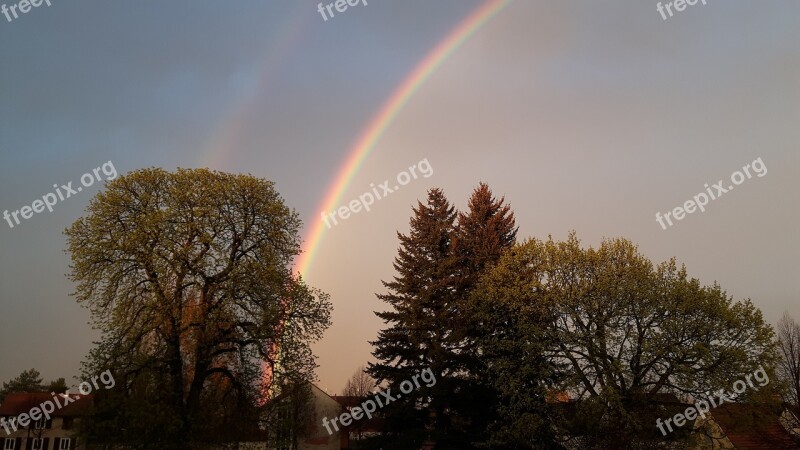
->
[369,184,518,449]
[454,182,518,294]
[0,369,44,402]
[450,183,519,446]
[368,188,460,447]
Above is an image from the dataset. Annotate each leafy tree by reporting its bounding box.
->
[47,378,68,394]
[368,188,459,448]
[65,167,332,448]
[469,240,564,449]
[777,312,800,409]
[0,369,43,402]
[475,233,776,448]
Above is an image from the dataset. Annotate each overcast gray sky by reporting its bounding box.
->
[1,0,798,394]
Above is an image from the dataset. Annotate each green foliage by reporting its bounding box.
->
[46,377,68,394]
[469,239,564,449]
[0,369,43,402]
[64,167,332,446]
[0,369,70,403]
[473,232,776,447]
[450,182,520,448]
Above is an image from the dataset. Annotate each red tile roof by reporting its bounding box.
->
[710,403,799,449]
[0,392,93,417]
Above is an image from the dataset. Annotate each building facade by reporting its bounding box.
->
[0,392,89,450]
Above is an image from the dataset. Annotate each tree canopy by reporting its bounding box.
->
[0,369,43,402]
[0,369,68,403]
[65,167,331,447]
[470,233,776,448]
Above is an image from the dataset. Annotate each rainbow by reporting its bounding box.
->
[199,4,311,170]
[294,0,512,279]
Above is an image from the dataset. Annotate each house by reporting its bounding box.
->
[267,383,344,450]
[782,406,800,440]
[266,383,398,450]
[550,391,800,449]
[691,403,800,449]
[1,384,350,450]
[0,392,90,450]
[330,395,385,448]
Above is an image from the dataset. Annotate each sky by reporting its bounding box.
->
[1,0,798,395]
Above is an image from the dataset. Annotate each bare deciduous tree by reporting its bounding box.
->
[342,366,377,446]
[777,312,800,408]
[342,366,376,399]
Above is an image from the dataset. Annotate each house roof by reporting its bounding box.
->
[330,395,385,432]
[265,381,337,405]
[552,392,697,440]
[710,403,800,449]
[0,392,93,417]
[331,395,362,408]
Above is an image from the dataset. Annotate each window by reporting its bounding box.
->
[3,439,16,450]
[59,439,70,450]
[33,418,47,429]
[32,440,43,450]
[61,417,73,430]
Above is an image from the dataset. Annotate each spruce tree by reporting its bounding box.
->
[450,183,519,447]
[369,184,519,449]
[368,188,460,448]
[454,182,518,295]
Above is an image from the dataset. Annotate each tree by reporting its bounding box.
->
[65,167,332,448]
[343,366,376,399]
[474,233,776,448]
[469,240,564,449]
[368,184,519,449]
[453,182,518,294]
[368,188,459,448]
[264,379,316,450]
[449,182,519,447]
[46,378,68,394]
[342,366,377,445]
[777,312,800,409]
[0,369,43,402]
